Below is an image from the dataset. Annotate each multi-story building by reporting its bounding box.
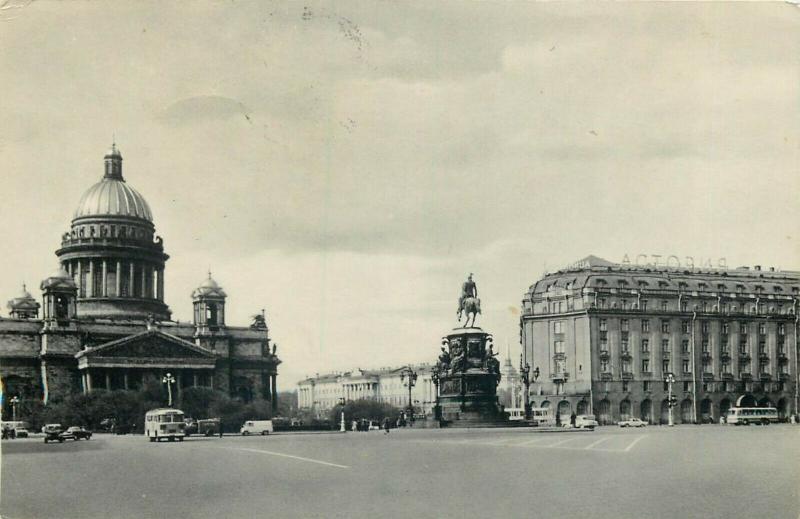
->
[521,255,798,425]
[297,364,437,416]
[0,144,281,411]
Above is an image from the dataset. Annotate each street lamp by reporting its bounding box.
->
[519,356,539,420]
[399,367,418,423]
[431,366,441,421]
[162,372,176,407]
[9,396,19,422]
[665,373,676,427]
[338,397,346,432]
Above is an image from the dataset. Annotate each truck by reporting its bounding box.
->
[240,420,273,436]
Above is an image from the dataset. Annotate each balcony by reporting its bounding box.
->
[740,372,753,380]
[721,372,734,380]
[778,351,788,361]
[779,372,791,381]
[702,372,715,381]
[552,371,569,382]
[662,351,672,359]
[552,352,566,361]
[719,350,731,360]
[738,352,751,361]
[758,351,769,361]
[620,350,632,360]
[621,371,634,380]
[599,372,613,381]
[598,350,610,360]
[701,351,712,360]
[759,372,772,381]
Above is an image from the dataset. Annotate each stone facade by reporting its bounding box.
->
[521,255,799,424]
[0,144,281,413]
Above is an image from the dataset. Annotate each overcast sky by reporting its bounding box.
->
[1,2,798,388]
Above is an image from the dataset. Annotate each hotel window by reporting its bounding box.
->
[681,301,688,312]
[641,320,650,332]
[662,360,670,373]
[760,362,769,374]
[642,359,650,372]
[661,300,668,311]
[682,359,690,373]
[703,360,712,373]
[643,381,651,391]
[739,322,747,334]
[758,340,765,355]
[662,338,670,353]
[701,321,709,333]
[599,319,607,331]
[641,339,650,353]
[724,381,732,392]
[778,341,786,355]
[600,338,608,352]
[702,302,709,313]
[721,322,729,334]
[621,319,629,331]
[683,381,692,392]
[598,298,606,309]
[554,321,564,334]
[722,361,730,373]
[622,361,631,373]
[681,339,690,353]
[554,340,565,354]
[601,360,609,372]
[741,359,751,371]
[736,285,745,294]
[661,320,670,333]
[758,323,766,335]
[682,320,690,333]
[622,381,629,392]
[702,339,709,353]
[555,381,564,395]
[622,338,629,353]
[641,300,648,311]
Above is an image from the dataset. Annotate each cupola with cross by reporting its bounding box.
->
[192,272,227,334]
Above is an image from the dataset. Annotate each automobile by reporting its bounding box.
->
[42,424,72,443]
[574,415,599,430]
[619,417,647,428]
[184,419,198,436]
[66,426,92,440]
[14,427,29,438]
[197,418,220,437]
[240,420,273,436]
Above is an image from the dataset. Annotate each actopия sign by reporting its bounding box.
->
[621,254,728,269]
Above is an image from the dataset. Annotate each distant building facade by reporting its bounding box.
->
[297,364,437,416]
[521,255,799,424]
[1,145,281,412]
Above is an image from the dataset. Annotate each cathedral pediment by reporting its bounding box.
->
[75,329,215,366]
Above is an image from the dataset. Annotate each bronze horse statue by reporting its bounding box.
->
[458,296,481,327]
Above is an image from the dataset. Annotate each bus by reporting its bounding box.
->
[726,406,779,426]
[506,408,525,421]
[530,407,555,427]
[145,408,186,442]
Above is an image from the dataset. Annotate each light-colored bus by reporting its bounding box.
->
[530,407,555,427]
[145,408,186,442]
[506,408,525,421]
[726,406,779,426]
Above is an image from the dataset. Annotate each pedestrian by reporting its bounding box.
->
[570,412,577,428]
[383,417,391,435]
[218,418,224,438]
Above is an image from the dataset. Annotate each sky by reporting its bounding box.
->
[0,1,798,389]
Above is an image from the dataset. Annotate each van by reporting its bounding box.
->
[240,420,273,436]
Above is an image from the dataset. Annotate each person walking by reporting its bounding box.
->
[218,418,224,438]
[383,417,391,435]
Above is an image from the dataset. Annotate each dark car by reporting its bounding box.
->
[66,426,92,440]
[43,424,70,443]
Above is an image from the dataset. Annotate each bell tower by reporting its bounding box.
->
[192,272,227,335]
[40,267,77,328]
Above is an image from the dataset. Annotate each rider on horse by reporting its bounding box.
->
[458,273,481,326]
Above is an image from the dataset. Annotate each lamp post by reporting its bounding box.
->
[400,367,418,423]
[666,372,676,427]
[10,396,19,423]
[338,397,346,432]
[162,372,176,407]
[431,366,441,421]
[519,356,539,420]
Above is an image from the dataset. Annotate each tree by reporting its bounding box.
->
[330,399,401,425]
[179,387,220,419]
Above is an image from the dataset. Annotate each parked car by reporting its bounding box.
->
[43,424,72,443]
[14,427,29,438]
[66,426,92,440]
[619,417,647,428]
[184,419,198,436]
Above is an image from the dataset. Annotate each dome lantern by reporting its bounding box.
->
[193,271,227,334]
[104,141,123,180]
[7,283,40,319]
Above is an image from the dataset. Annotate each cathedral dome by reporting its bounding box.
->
[192,273,227,299]
[7,285,38,311]
[73,179,153,222]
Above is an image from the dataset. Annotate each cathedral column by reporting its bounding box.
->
[76,260,82,297]
[81,372,87,394]
[101,260,108,297]
[193,373,198,388]
[123,371,129,390]
[129,263,135,297]
[157,269,164,301]
[141,264,147,298]
[116,261,122,296]
[88,260,95,297]
[105,371,111,391]
[271,375,278,412]
[86,371,93,392]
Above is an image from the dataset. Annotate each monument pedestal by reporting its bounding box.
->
[435,327,507,426]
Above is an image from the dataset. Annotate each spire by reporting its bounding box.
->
[103,140,123,180]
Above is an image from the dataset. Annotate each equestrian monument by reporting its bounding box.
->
[434,274,506,425]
